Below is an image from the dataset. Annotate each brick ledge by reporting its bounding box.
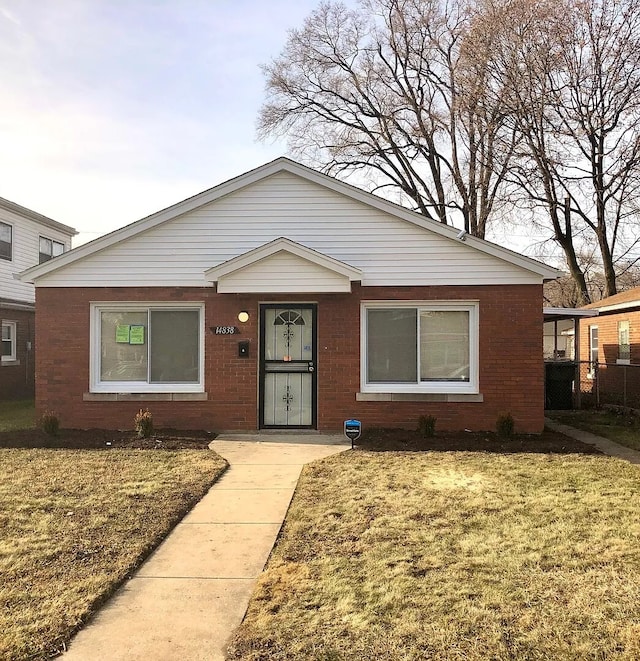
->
[356,392,483,403]
[83,392,208,402]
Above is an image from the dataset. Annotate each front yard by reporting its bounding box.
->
[229,450,640,660]
[0,448,227,660]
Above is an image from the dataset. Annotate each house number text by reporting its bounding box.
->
[215,326,238,334]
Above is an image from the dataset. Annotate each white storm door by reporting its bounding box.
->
[260,305,317,428]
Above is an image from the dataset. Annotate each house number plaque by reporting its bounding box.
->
[214,326,238,335]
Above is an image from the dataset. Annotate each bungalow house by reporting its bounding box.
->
[1,196,76,399]
[19,159,560,433]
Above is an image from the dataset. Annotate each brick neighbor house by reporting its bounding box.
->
[1,197,76,399]
[578,287,640,407]
[19,159,559,433]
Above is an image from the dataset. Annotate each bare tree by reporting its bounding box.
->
[483,0,640,302]
[259,0,515,237]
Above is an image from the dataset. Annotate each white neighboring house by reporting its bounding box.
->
[0,197,76,399]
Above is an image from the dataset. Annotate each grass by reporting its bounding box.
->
[0,448,227,660]
[548,409,640,451]
[0,399,36,431]
[229,450,640,661]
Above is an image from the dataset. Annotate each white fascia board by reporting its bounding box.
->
[205,237,362,282]
[594,300,640,313]
[543,307,600,318]
[0,196,77,236]
[18,156,561,284]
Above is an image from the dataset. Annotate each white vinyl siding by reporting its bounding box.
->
[33,172,543,289]
[90,302,205,393]
[361,301,479,394]
[217,251,352,293]
[0,206,72,303]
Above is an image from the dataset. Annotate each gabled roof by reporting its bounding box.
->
[582,286,640,313]
[18,157,560,283]
[0,196,77,237]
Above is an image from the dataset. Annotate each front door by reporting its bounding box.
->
[259,304,317,428]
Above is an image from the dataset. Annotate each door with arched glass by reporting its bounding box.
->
[259,304,317,428]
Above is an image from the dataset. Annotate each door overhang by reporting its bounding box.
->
[204,237,362,293]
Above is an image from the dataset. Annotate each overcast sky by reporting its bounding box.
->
[0,0,359,245]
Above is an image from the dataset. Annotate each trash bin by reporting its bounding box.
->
[545,362,576,410]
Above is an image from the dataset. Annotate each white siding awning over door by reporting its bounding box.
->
[206,238,361,293]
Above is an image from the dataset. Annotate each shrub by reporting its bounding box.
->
[40,411,60,437]
[417,414,437,438]
[134,408,154,438]
[496,412,515,438]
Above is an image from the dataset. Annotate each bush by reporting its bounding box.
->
[417,414,437,438]
[134,408,154,438]
[496,412,515,438]
[40,411,60,437]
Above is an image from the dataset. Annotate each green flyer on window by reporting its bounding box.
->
[129,325,145,345]
[115,325,130,343]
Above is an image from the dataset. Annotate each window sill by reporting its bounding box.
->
[84,392,208,402]
[616,359,631,365]
[0,359,20,366]
[356,392,483,403]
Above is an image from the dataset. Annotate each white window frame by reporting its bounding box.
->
[360,300,480,394]
[1,321,17,362]
[588,325,599,377]
[0,221,12,261]
[39,236,65,264]
[617,320,630,365]
[90,302,205,393]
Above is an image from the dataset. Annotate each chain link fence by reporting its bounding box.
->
[577,360,640,409]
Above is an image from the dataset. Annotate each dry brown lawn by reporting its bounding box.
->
[229,450,640,661]
[0,448,226,660]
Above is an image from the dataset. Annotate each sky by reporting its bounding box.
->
[0,0,550,259]
[0,0,360,245]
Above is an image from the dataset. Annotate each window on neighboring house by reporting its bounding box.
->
[618,320,630,363]
[39,237,65,264]
[589,326,599,373]
[1,321,16,362]
[0,222,12,261]
[361,302,479,393]
[91,304,204,393]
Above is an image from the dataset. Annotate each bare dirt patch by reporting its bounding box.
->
[0,427,215,450]
[356,427,601,454]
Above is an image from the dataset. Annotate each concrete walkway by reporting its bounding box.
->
[545,417,640,464]
[63,434,348,661]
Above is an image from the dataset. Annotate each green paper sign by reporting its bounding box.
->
[129,325,145,345]
[115,325,130,343]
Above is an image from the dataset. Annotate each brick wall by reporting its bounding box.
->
[35,283,544,433]
[579,309,640,365]
[0,306,35,399]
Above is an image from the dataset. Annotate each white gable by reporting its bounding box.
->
[21,160,560,288]
[216,251,355,293]
[206,237,361,293]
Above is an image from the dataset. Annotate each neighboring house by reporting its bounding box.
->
[19,158,559,433]
[579,287,640,367]
[578,288,640,407]
[0,197,76,399]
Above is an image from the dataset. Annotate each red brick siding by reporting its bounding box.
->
[579,309,640,365]
[1,307,35,399]
[35,284,544,433]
